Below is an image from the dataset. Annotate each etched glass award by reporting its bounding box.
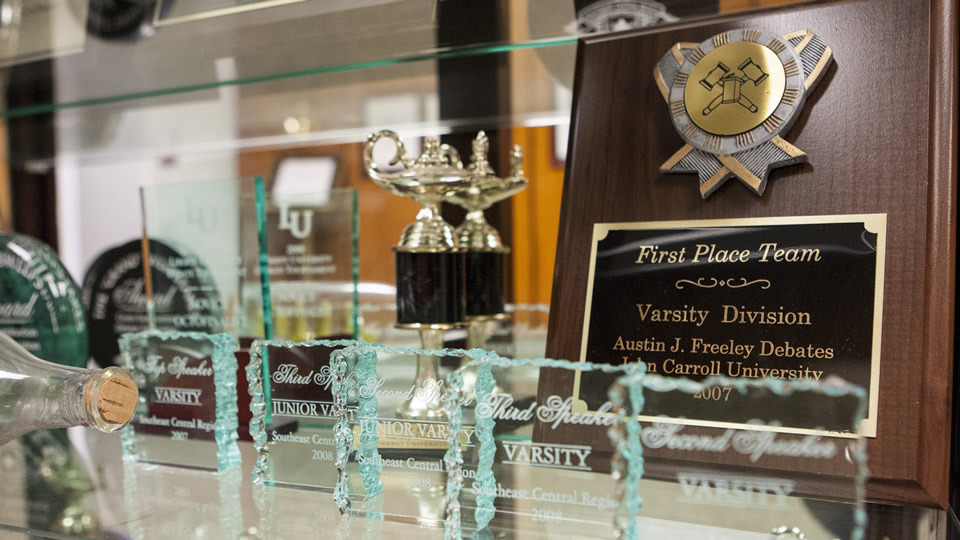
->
[331,345,636,535]
[442,355,634,538]
[608,372,868,540]
[139,177,268,338]
[0,233,88,367]
[246,338,358,489]
[260,189,359,341]
[331,343,487,525]
[119,330,241,471]
[82,238,221,367]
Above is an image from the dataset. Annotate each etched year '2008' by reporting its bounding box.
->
[532,508,563,523]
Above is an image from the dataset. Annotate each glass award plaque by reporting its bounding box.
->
[119,330,241,472]
[443,355,634,538]
[331,345,635,535]
[140,177,269,339]
[261,189,358,342]
[331,343,485,525]
[608,371,868,540]
[246,338,359,489]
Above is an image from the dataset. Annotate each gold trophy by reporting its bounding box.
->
[363,130,472,420]
[447,133,527,396]
[448,132,528,346]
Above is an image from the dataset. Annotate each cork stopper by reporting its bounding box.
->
[84,367,138,431]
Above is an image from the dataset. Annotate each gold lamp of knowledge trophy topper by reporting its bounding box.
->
[364,130,473,420]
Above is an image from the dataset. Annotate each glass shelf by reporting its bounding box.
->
[15,45,574,168]
[0,0,816,120]
[2,0,583,119]
[2,0,825,170]
[0,430,954,540]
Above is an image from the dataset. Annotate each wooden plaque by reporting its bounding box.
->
[542,0,958,508]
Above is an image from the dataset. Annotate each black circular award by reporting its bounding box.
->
[86,0,150,40]
[81,238,222,367]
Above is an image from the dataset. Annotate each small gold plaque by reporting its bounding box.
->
[684,41,786,136]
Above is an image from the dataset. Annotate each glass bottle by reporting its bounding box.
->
[0,332,138,446]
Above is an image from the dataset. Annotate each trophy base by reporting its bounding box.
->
[395,402,448,421]
[396,328,448,421]
[394,322,467,330]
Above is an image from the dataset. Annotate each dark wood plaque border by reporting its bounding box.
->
[539,0,958,508]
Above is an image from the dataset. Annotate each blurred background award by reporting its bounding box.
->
[449,132,528,353]
[363,130,471,420]
[573,0,677,33]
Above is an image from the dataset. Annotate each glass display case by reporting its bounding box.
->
[1,0,957,538]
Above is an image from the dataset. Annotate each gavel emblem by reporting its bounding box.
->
[698,58,769,116]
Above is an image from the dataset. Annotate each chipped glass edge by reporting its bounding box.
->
[330,344,498,518]
[118,329,242,472]
[263,339,869,540]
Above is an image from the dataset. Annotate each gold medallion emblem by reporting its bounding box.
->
[685,41,786,136]
[655,29,833,198]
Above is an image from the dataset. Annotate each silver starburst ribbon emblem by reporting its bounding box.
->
[655,29,833,198]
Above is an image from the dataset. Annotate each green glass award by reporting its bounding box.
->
[139,177,269,339]
[442,355,632,537]
[0,233,88,367]
[246,338,359,490]
[331,343,484,525]
[0,233,109,535]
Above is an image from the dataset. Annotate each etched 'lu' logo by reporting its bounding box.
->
[277,205,314,239]
[185,199,217,233]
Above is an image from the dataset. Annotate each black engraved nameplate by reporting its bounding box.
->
[575,215,885,436]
